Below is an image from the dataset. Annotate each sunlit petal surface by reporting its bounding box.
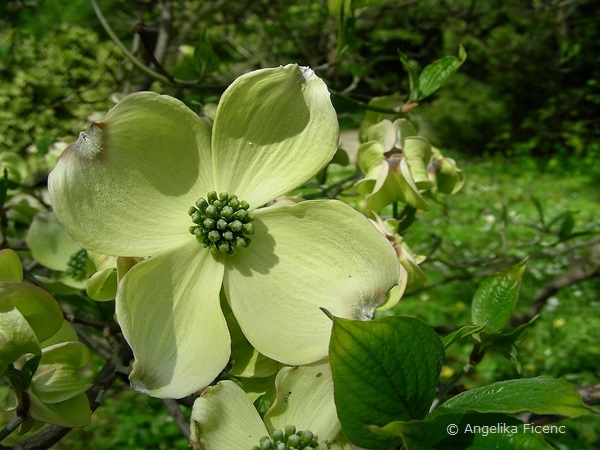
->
[117,241,229,398]
[49,92,213,257]
[224,200,399,365]
[190,380,267,450]
[211,64,339,207]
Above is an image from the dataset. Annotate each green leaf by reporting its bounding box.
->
[0,306,40,373]
[530,196,545,227]
[329,0,355,57]
[0,282,63,342]
[329,315,445,450]
[439,376,594,418]
[371,412,554,450]
[25,212,81,272]
[0,153,29,185]
[557,212,575,241]
[3,355,42,396]
[29,391,91,427]
[399,51,420,103]
[31,342,92,404]
[40,320,79,348]
[417,45,467,101]
[193,31,219,79]
[0,248,23,282]
[331,147,350,166]
[476,315,539,370]
[442,323,487,349]
[471,261,526,331]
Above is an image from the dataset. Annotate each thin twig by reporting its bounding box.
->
[90,0,213,88]
[0,416,24,442]
[162,399,190,440]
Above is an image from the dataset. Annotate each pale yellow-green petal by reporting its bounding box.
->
[224,301,281,378]
[48,92,213,257]
[116,240,229,399]
[366,159,431,212]
[224,200,399,365]
[190,381,267,450]
[356,141,386,180]
[211,64,339,207]
[265,361,342,445]
[394,118,417,145]
[366,119,397,151]
[403,136,434,190]
[86,267,117,301]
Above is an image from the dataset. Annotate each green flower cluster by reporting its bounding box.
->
[253,425,321,450]
[188,191,255,254]
[66,249,89,281]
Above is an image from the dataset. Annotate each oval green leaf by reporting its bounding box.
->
[329,315,445,450]
[0,249,23,283]
[440,376,594,418]
[471,261,526,331]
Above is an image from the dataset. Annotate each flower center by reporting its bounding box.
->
[188,191,255,255]
[66,249,88,281]
[252,425,322,450]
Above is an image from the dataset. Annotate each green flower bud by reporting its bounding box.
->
[259,436,273,450]
[195,198,208,210]
[299,430,314,444]
[203,218,216,229]
[243,223,255,235]
[221,206,234,219]
[223,231,234,241]
[287,435,301,447]
[229,220,243,232]
[253,426,321,450]
[234,209,247,221]
[208,230,220,242]
[271,429,285,443]
[205,205,218,218]
[207,191,218,201]
[217,219,228,230]
[191,211,202,223]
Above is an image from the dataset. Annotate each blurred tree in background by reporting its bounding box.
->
[2,0,598,171]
